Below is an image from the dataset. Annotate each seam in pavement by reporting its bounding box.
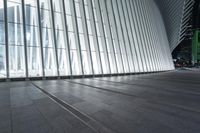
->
[65,80,200,115]
[91,78,200,96]
[31,82,114,133]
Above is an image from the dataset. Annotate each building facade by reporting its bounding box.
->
[0,0,174,79]
[155,0,195,51]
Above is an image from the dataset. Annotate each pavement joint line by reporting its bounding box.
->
[140,77,200,85]
[9,88,13,133]
[91,78,200,96]
[65,80,200,115]
[31,82,114,133]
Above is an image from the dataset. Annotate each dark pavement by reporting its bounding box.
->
[1,70,200,133]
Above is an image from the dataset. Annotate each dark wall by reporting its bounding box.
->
[193,0,200,29]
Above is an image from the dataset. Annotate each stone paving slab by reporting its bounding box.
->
[1,71,200,133]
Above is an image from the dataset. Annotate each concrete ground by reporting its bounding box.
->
[1,70,200,133]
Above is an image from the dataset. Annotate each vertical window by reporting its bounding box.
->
[64,0,82,75]
[75,0,92,75]
[7,0,26,77]
[99,0,117,73]
[84,0,102,74]
[24,0,43,77]
[0,0,7,78]
[39,0,57,76]
[52,0,71,76]
[91,0,110,74]
[106,0,125,73]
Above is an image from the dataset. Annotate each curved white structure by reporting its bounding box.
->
[0,0,175,79]
[155,0,195,51]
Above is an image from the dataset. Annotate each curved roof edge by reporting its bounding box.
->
[154,0,195,51]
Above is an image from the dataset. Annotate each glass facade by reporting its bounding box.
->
[0,0,174,79]
[0,1,6,78]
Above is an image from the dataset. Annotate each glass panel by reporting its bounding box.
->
[53,0,70,75]
[0,1,7,78]
[25,6,38,26]
[52,0,61,12]
[7,1,23,24]
[64,0,82,75]
[0,0,4,22]
[24,0,43,77]
[64,0,71,15]
[0,45,6,78]
[8,23,24,46]
[77,18,83,33]
[9,46,25,77]
[41,27,54,47]
[84,1,102,74]
[75,2,81,17]
[0,22,5,45]
[43,48,57,76]
[26,26,42,77]
[27,47,42,77]
[68,32,77,49]
[8,0,21,3]
[82,51,90,74]
[25,0,37,7]
[40,0,58,76]
[56,30,65,48]
[26,25,40,46]
[40,9,52,28]
[92,52,99,74]
[40,0,50,10]
[99,0,117,73]
[92,0,110,74]
[58,49,70,75]
[54,13,64,30]
[7,0,26,77]
[75,0,92,75]
[100,52,108,74]
[79,34,86,50]
[66,15,74,31]
[70,50,81,75]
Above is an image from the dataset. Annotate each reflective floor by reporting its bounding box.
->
[1,70,200,133]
